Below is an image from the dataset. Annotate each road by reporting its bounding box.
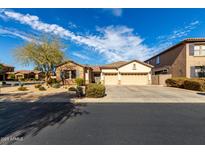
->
[4,103,205,145]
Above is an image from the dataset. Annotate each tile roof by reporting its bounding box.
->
[90,66,101,72]
[100,60,153,69]
[100,61,127,68]
[0,63,14,68]
[15,70,42,74]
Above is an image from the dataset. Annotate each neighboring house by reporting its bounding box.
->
[56,61,93,85]
[56,60,153,85]
[145,38,205,78]
[15,70,44,80]
[0,63,15,81]
[100,60,153,85]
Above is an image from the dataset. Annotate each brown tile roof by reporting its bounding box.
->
[100,60,153,69]
[15,70,42,74]
[100,61,127,68]
[145,38,205,62]
[184,38,205,41]
[15,70,33,74]
[0,63,14,68]
[90,66,101,72]
[56,60,85,68]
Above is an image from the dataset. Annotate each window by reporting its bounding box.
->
[64,70,76,79]
[194,45,205,56]
[156,56,160,64]
[194,66,205,77]
[132,64,136,70]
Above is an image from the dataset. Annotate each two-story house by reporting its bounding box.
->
[145,38,205,78]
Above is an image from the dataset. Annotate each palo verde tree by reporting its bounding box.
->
[14,36,66,84]
[0,63,3,93]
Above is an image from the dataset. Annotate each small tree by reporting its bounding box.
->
[0,64,3,93]
[14,36,66,84]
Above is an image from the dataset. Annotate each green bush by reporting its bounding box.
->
[86,83,105,98]
[184,79,205,91]
[52,83,61,88]
[8,74,15,80]
[165,77,187,88]
[75,78,84,86]
[38,86,46,91]
[19,78,25,82]
[76,86,84,97]
[47,78,59,85]
[18,85,28,91]
[34,84,42,89]
[68,86,76,91]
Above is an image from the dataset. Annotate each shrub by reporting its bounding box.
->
[76,86,84,97]
[29,78,35,81]
[35,84,42,89]
[52,83,61,88]
[8,74,15,80]
[75,78,84,86]
[86,83,105,98]
[38,86,46,91]
[184,79,205,91]
[47,78,58,85]
[68,86,76,91]
[18,85,28,91]
[19,78,25,82]
[165,77,187,88]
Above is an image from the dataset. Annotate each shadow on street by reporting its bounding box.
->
[0,93,89,144]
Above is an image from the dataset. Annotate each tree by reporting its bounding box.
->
[0,63,3,93]
[14,37,66,84]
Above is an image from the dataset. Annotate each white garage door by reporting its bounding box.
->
[121,73,148,85]
[104,73,118,85]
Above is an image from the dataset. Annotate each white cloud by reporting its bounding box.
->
[158,20,200,41]
[0,28,34,42]
[149,20,201,60]
[1,10,149,62]
[0,10,200,62]
[68,21,77,29]
[103,8,123,17]
[72,52,90,60]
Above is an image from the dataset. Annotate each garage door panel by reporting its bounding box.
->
[121,73,148,85]
[104,73,118,85]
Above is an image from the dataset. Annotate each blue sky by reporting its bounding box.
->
[0,8,205,70]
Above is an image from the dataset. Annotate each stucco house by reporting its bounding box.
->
[15,70,44,80]
[0,63,15,81]
[145,38,205,78]
[56,60,153,85]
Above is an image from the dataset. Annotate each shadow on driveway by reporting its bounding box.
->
[197,92,205,96]
[0,93,89,144]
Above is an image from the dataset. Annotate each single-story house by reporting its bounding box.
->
[0,63,15,81]
[56,60,153,85]
[15,70,44,80]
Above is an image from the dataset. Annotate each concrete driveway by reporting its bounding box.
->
[76,85,205,103]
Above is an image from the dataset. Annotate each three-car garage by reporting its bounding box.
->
[101,60,153,86]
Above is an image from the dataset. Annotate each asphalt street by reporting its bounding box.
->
[3,103,205,145]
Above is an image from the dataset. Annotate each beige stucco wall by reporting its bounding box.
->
[101,69,118,73]
[171,44,187,77]
[147,44,186,77]
[118,61,151,73]
[56,62,85,81]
